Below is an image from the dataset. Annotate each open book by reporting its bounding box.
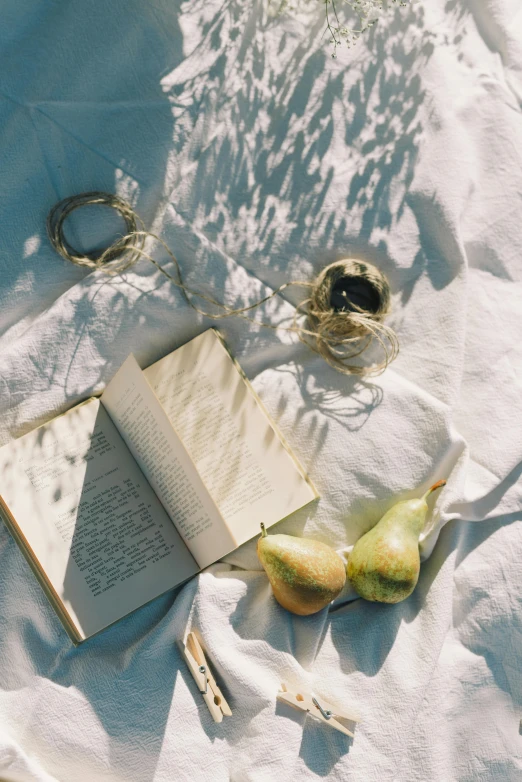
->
[0,330,317,643]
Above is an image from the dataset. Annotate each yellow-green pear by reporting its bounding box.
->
[347,480,446,603]
[257,524,346,615]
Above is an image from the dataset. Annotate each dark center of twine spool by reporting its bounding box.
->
[330,275,382,314]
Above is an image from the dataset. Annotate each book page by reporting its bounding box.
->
[144,330,318,547]
[0,399,198,641]
[101,355,236,568]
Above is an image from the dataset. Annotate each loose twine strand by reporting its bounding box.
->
[47,191,399,376]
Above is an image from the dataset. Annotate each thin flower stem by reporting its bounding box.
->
[293,0,411,55]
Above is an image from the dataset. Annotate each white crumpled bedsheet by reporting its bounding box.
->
[0,0,521,779]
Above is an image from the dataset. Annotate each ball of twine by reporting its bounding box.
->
[303,259,398,376]
[46,191,399,376]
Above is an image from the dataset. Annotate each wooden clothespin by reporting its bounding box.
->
[178,631,232,723]
[277,682,360,738]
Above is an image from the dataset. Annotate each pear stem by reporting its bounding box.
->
[423,479,447,501]
[260,523,267,538]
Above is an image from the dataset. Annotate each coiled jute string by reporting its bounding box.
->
[47,191,399,376]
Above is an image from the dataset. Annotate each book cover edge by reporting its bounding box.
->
[0,497,83,644]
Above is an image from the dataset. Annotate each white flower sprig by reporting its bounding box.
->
[325,0,408,57]
[270,0,410,57]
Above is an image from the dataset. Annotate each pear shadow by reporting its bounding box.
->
[403,508,522,628]
[329,511,522,679]
[329,595,404,678]
[228,570,331,669]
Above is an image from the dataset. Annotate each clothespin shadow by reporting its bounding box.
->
[177,631,232,724]
[276,682,360,739]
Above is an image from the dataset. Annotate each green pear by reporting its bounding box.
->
[257,524,346,615]
[347,480,446,603]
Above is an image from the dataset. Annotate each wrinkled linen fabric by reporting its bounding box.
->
[0,0,521,780]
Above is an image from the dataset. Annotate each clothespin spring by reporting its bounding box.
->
[312,697,332,720]
[198,665,208,694]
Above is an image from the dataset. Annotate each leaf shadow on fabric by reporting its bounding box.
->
[159,1,437,301]
[0,3,201,780]
[0,0,189,342]
[343,8,433,239]
[0,4,471,781]
[10,0,443,428]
